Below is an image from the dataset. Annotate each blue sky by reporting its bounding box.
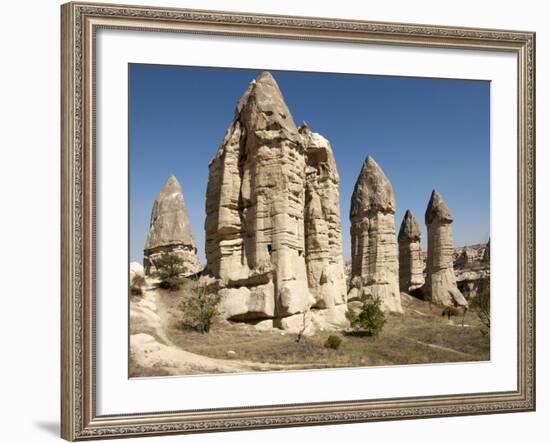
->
[130,64,490,264]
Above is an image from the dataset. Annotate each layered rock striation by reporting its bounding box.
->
[348,156,402,313]
[398,210,424,293]
[301,123,347,310]
[204,71,347,330]
[424,190,467,307]
[144,175,201,276]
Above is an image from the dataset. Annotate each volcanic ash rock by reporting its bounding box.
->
[398,210,424,293]
[301,123,347,310]
[454,241,490,299]
[349,156,403,313]
[204,71,347,330]
[143,175,201,276]
[424,190,468,307]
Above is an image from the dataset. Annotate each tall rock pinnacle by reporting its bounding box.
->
[398,210,424,293]
[349,156,402,313]
[301,123,347,310]
[424,190,467,307]
[143,175,201,276]
[350,156,396,217]
[204,71,347,331]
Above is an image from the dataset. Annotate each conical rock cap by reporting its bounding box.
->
[350,156,396,219]
[398,209,421,242]
[145,175,196,250]
[425,189,453,225]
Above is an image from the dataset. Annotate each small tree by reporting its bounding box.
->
[346,296,386,337]
[324,335,342,350]
[179,285,221,333]
[471,290,490,334]
[130,273,146,296]
[153,252,185,291]
[441,306,459,319]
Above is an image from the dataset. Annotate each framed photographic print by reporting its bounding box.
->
[61,1,536,440]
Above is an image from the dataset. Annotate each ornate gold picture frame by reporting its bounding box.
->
[61,1,535,440]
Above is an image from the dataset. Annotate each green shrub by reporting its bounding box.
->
[130,273,146,296]
[346,296,386,337]
[441,306,459,319]
[179,285,221,334]
[153,252,186,291]
[324,335,342,350]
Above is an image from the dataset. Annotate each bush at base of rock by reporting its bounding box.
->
[346,296,386,337]
[179,285,221,334]
[153,252,186,291]
[324,335,342,350]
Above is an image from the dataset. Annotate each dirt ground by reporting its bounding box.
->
[131,284,490,377]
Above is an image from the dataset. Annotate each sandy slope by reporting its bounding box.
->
[130,287,294,376]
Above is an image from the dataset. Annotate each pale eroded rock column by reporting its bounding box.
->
[424,190,468,307]
[144,175,201,276]
[398,210,424,293]
[205,71,313,325]
[301,123,348,326]
[204,72,349,331]
[349,156,402,313]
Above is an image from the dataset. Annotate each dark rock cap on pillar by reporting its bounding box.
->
[398,209,421,242]
[145,175,197,251]
[425,189,453,225]
[350,156,396,220]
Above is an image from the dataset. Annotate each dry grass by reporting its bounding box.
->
[152,286,490,373]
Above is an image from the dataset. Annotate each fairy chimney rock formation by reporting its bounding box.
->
[398,210,424,293]
[349,156,403,313]
[143,175,201,276]
[204,71,347,331]
[300,123,347,309]
[424,190,468,307]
